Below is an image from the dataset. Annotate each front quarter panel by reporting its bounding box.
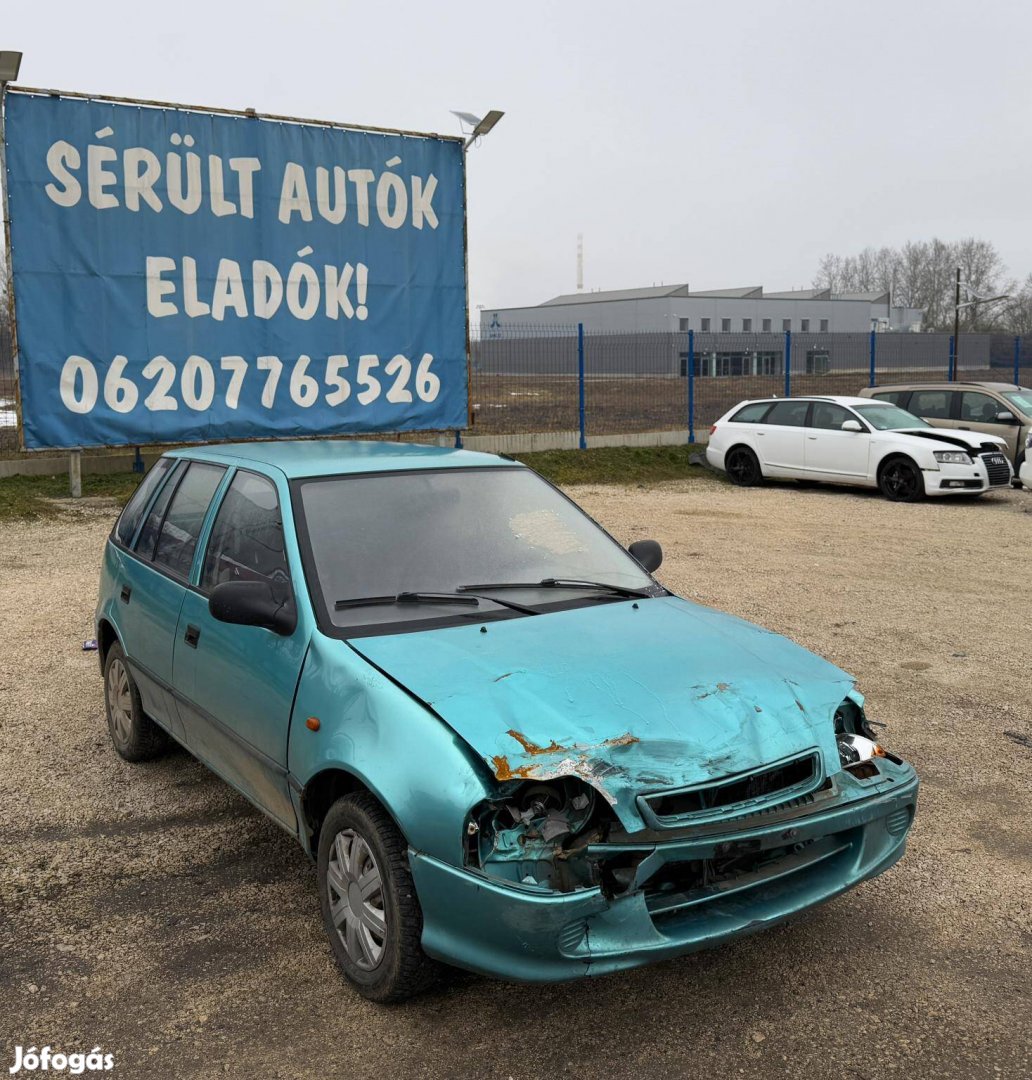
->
[288,630,493,865]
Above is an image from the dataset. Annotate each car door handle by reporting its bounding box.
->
[184,624,200,649]
[957,425,970,430]
[120,584,132,604]
[806,435,818,440]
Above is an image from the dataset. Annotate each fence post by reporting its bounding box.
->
[453,429,463,449]
[69,448,82,498]
[784,330,791,397]
[869,330,877,387]
[948,335,955,381]
[1014,336,1021,386]
[577,322,586,450]
[687,329,695,444]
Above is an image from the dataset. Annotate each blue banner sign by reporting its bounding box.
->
[3,91,468,449]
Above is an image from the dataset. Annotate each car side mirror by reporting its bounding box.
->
[209,580,296,636]
[841,420,864,433]
[629,539,663,573]
[996,410,1015,422]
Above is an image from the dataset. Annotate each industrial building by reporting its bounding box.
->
[481,284,924,336]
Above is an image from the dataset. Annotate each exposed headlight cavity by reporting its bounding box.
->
[465,777,614,893]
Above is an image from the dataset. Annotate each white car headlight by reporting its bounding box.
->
[933,450,971,465]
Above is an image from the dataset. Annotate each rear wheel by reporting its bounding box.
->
[725,446,763,486]
[104,642,170,761]
[878,456,924,503]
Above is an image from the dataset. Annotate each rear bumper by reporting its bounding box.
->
[410,769,919,983]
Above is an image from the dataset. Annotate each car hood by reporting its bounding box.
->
[347,595,853,828]
[891,428,1007,452]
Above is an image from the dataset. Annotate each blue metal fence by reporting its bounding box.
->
[467,325,1032,445]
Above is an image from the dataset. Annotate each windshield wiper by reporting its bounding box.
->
[334,592,480,611]
[458,578,651,599]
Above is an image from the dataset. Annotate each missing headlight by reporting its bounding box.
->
[464,777,613,893]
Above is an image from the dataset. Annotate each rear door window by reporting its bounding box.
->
[115,457,174,546]
[909,390,952,419]
[135,461,184,559]
[765,400,810,426]
[959,392,1002,423]
[873,390,910,407]
[730,402,772,423]
[152,463,227,580]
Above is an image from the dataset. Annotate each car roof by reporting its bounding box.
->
[860,382,1020,393]
[736,395,878,408]
[164,439,518,479]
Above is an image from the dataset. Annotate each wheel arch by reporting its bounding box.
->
[724,441,764,478]
[97,617,120,671]
[299,766,405,860]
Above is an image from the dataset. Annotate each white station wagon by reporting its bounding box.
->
[706,395,1013,502]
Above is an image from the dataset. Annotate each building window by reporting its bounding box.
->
[721,318,731,333]
[700,317,711,332]
[800,319,810,332]
[742,318,752,332]
[819,319,829,332]
[782,319,791,332]
[679,318,690,332]
[762,318,772,332]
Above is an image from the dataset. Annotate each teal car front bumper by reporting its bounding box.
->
[409,769,918,982]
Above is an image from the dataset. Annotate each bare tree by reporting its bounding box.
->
[814,238,1012,331]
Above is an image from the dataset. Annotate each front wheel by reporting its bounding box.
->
[318,793,440,1003]
[725,446,763,486]
[878,456,924,502]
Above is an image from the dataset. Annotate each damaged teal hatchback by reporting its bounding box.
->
[96,440,918,1001]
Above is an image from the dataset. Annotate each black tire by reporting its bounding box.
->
[725,445,763,486]
[318,792,440,1003]
[103,642,170,762]
[1012,453,1025,488]
[878,456,924,503]
[795,479,818,488]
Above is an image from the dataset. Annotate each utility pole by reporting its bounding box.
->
[953,266,961,374]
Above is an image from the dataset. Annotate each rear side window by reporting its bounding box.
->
[201,472,290,593]
[810,403,855,430]
[959,392,1001,423]
[873,390,909,407]
[765,400,810,426]
[135,461,183,558]
[730,402,771,423]
[152,463,226,579]
[909,390,952,419]
[115,457,173,546]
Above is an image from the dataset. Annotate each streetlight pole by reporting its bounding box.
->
[953,267,961,378]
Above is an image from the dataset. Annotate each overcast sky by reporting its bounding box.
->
[6,0,1031,312]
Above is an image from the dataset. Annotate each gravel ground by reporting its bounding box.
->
[1,480,1030,1079]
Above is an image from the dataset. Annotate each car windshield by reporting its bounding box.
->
[1001,390,1032,416]
[296,467,658,635]
[855,403,931,431]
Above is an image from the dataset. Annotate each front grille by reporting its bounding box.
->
[644,832,853,922]
[980,452,1011,486]
[643,752,820,825]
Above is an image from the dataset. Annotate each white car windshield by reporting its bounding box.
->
[855,403,931,431]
